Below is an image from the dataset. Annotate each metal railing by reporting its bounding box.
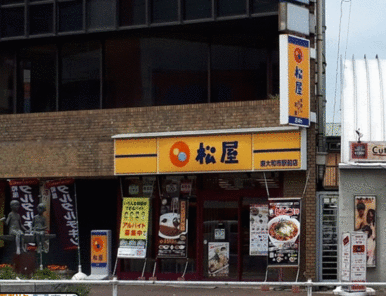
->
[0,278,383,295]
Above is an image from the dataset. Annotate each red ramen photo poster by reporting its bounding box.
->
[268,198,301,266]
[354,195,376,267]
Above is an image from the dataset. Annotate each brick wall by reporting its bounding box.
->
[0,100,280,178]
[283,124,317,280]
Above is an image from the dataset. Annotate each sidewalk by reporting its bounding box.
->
[88,284,339,296]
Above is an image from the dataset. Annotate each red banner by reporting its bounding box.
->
[8,179,40,232]
[45,179,78,250]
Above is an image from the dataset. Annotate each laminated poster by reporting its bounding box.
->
[208,242,229,277]
[250,204,268,256]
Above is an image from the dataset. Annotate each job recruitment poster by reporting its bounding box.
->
[118,197,150,258]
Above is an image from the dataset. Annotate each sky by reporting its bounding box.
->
[325,0,386,123]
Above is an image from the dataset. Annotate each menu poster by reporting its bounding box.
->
[350,232,367,292]
[118,197,150,258]
[250,204,268,256]
[267,199,301,266]
[157,195,188,258]
[208,242,229,277]
[341,232,351,283]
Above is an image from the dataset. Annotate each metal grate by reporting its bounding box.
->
[317,193,338,281]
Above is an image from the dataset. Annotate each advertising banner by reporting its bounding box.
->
[350,141,386,162]
[208,242,229,277]
[45,179,78,251]
[250,204,268,256]
[267,198,301,266]
[8,179,40,233]
[118,197,149,258]
[341,232,351,282]
[354,196,376,267]
[280,34,310,127]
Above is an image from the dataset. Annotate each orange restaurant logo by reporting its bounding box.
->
[294,47,303,63]
[170,141,190,167]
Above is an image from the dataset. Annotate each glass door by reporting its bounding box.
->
[203,200,239,279]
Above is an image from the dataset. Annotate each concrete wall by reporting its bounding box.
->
[339,168,386,282]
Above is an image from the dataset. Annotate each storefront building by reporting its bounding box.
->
[339,57,386,281]
[0,0,321,280]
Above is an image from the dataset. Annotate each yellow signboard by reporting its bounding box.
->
[119,197,149,240]
[159,134,252,172]
[280,34,310,127]
[253,131,301,170]
[115,138,157,174]
[91,231,108,267]
[114,130,304,174]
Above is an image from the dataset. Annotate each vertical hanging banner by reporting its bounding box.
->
[45,179,78,250]
[354,196,376,267]
[118,197,149,258]
[280,34,310,127]
[157,179,189,258]
[267,198,301,266]
[250,204,268,256]
[9,179,40,232]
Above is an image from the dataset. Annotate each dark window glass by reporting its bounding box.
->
[184,0,211,20]
[253,0,277,14]
[17,45,57,113]
[119,0,146,26]
[0,52,15,114]
[104,38,208,108]
[148,38,208,106]
[152,0,178,23]
[60,41,101,111]
[211,44,267,102]
[30,4,53,35]
[217,0,246,17]
[86,0,115,30]
[58,0,83,32]
[1,0,23,4]
[1,7,24,37]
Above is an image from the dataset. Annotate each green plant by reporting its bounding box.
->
[32,268,61,280]
[62,284,91,296]
[0,266,17,279]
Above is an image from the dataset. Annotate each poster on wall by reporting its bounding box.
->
[118,197,149,258]
[354,195,376,267]
[250,204,268,256]
[267,198,301,266]
[208,242,229,277]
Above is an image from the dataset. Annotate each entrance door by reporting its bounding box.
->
[203,199,239,279]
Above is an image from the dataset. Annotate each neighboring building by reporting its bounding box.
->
[0,0,322,280]
[339,56,386,281]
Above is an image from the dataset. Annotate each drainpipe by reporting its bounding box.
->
[316,0,327,186]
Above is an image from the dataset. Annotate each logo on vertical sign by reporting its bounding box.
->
[294,48,303,63]
[170,141,190,167]
[92,237,104,253]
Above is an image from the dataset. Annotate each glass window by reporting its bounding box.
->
[211,43,267,102]
[60,41,101,111]
[58,0,83,32]
[1,7,24,38]
[253,0,278,14]
[145,38,208,106]
[0,52,15,114]
[152,0,178,23]
[105,38,208,108]
[119,0,146,26]
[30,4,54,35]
[184,0,211,20]
[86,0,115,30]
[217,0,246,17]
[1,0,23,4]
[17,45,57,113]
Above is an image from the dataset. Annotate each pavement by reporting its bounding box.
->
[86,284,346,296]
